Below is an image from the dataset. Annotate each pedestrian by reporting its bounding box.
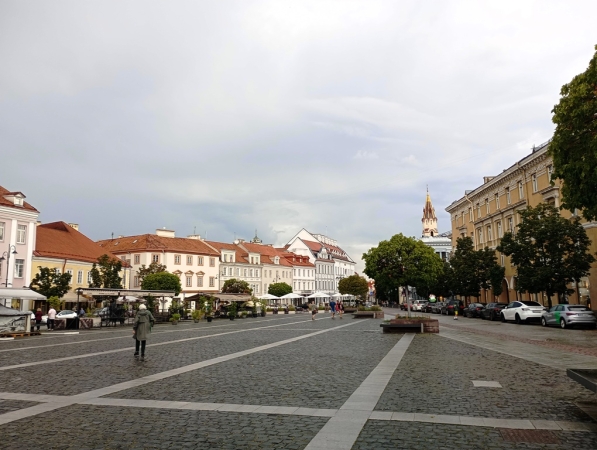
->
[34,308,43,331]
[338,301,343,319]
[310,301,317,321]
[47,306,56,331]
[79,307,85,318]
[133,304,155,361]
[329,299,336,319]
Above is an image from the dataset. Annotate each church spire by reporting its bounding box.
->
[422,188,438,237]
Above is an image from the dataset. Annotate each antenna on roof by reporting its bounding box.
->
[111,232,114,240]
[194,225,196,235]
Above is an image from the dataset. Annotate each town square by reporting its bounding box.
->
[2,1,597,448]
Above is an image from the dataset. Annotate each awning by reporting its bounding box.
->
[0,304,28,316]
[0,288,46,301]
[258,294,279,300]
[186,293,251,302]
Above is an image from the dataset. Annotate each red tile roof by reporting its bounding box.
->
[98,234,220,256]
[0,186,38,212]
[205,241,248,263]
[240,242,293,267]
[35,222,121,264]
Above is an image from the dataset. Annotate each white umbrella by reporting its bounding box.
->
[331,293,343,298]
[115,296,143,303]
[281,293,303,299]
[258,294,280,300]
[307,292,330,298]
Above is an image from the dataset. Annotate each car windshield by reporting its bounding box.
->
[60,310,74,314]
[568,306,590,311]
[521,301,542,307]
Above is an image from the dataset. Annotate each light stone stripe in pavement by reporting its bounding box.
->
[0,316,334,372]
[0,320,359,426]
[304,333,416,450]
[439,328,597,370]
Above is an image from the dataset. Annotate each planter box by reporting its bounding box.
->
[353,311,385,319]
[383,318,439,333]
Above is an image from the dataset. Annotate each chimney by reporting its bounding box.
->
[156,228,175,238]
[118,235,123,238]
[187,234,202,240]
[68,223,79,231]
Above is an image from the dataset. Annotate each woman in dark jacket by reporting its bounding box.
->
[133,304,155,361]
[34,308,43,331]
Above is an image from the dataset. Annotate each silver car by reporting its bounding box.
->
[411,300,428,312]
[541,304,596,329]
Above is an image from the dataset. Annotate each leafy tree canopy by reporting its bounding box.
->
[221,278,252,294]
[550,45,597,220]
[137,262,167,280]
[141,272,182,295]
[89,254,123,289]
[497,203,595,306]
[30,267,72,299]
[338,274,368,299]
[268,282,292,297]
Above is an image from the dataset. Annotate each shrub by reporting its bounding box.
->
[370,305,382,311]
[170,313,181,322]
[318,304,324,310]
[288,305,296,311]
[191,310,202,320]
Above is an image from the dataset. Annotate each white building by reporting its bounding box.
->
[206,239,262,295]
[420,190,452,261]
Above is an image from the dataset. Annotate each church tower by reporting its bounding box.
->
[422,188,438,237]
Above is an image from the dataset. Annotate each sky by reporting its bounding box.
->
[1,0,596,273]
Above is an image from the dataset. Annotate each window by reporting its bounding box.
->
[152,254,160,263]
[477,228,483,245]
[497,221,502,238]
[134,254,140,264]
[198,256,204,265]
[476,203,481,219]
[507,217,513,233]
[17,225,27,244]
[235,267,240,276]
[87,271,93,284]
[531,174,538,192]
[244,269,247,277]
[485,199,490,214]
[66,269,73,283]
[186,276,192,287]
[209,276,215,287]
[500,254,505,267]
[250,269,254,277]
[0,222,4,241]
[256,269,259,277]
[187,255,193,265]
[255,285,259,294]
[209,257,215,267]
[518,181,524,199]
[174,255,181,264]
[487,226,493,242]
[506,188,511,204]
[134,276,140,287]
[547,165,553,180]
[77,270,83,284]
[14,259,24,278]
[495,193,500,210]
[197,276,203,287]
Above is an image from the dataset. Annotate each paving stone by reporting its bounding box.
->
[0,399,39,414]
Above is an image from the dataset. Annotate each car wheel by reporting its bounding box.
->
[500,313,506,323]
[515,314,522,325]
[541,317,547,327]
[490,312,496,321]
[560,318,566,329]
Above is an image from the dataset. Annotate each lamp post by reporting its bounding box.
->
[0,245,18,287]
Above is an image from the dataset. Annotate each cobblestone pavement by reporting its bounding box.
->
[375,333,593,421]
[0,312,596,449]
[353,421,597,450]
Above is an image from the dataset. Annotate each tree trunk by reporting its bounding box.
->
[547,293,552,308]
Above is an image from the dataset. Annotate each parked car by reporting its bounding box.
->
[412,300,429,312]
[465,303,486,318]
[441,299,465,316]
[541,304,597,329]
[95,307,109,317]
[480,303,508,321]
[501,301,545,324]
[56,310,78,319]
[423,302,436,313]
[431,302,445,314]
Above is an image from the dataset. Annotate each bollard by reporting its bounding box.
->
[454,310,458,320]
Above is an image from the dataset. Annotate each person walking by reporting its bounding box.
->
[79,307,85,318]
[309,301,317,321]
[47,306,56,331]
[133,304,155,361]
[34,308,43,331]
[338,301,343,319]
[329,299,336,319]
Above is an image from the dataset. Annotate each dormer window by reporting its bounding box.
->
[274,256,280,265]
[3,192,26,207]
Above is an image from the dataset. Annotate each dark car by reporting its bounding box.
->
[465,303,486,318]
[423,302,436,313]
[431,302,445,314]
[441,299,465,316]
[480,303,508,321]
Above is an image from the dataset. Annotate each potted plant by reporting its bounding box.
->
[228,302,237,320]
[170,313,181,325]
[252,302,258,318]
[259,299,267,317]
[241,311,248,319]
[191,310,202,323]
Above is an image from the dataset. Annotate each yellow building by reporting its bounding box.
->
[445,141,597,306]
[32,221,127,311]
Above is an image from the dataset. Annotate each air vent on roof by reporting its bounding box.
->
[132,239,138,243]
[114,242,119,245]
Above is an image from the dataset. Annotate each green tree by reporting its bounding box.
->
[338,274,368,300]
[30,267,72,299]
[497,203,595,307]
[363,233,443,313]
[550,45,597,221]
[478,248,505,301]
[417,261,454,300]
[89,254,123,288]
[449,237,482,300]
[137,262,167,281]
[141,272,182,295]
[221,278,252,294]
[268,282,292,297]
[47,295,63,311]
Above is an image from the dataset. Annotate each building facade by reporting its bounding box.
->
[420,190,452,261]
[445,141,597,306]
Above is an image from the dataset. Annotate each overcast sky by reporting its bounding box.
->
[1,1,596,273]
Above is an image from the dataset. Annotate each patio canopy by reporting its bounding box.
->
[307,292,330,298]
[258,293,279,300]
[0,288,46,300]
[331,293,343,298]
[186,293,252,303]
[281,293,304,299]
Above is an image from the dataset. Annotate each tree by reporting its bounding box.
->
[449,237,482,300]
[30,267,72,299]
[47,296,63,311]
[137,262,167,281]
[268,282,292,297]
[141,272,182,295]
[338,274,368,300]
[363,233,444,313]
[89,254,123,288]
[550,45,597,221]
[221,278,252,294]
[417,261,454,300]
[497,203,595,307]
[478,248,505,301]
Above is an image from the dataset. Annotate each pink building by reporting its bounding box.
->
[0,186,39,291]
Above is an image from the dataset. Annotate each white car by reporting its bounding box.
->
[501,301,545,324]
[412,300,429,312]
[56,310,78,319]
[29,311,48,324]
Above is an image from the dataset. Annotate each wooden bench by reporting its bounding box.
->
[380,323,425,334]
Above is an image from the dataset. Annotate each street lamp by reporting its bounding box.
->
[0,245,18,287]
